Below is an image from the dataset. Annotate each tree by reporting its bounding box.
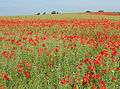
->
[98,10,104,12]
[42,12,46,15]
[51,11,57,14]
[56,12,59,14]
[114,12,120,15]
[36,13,40,15]
[86,11,91,13]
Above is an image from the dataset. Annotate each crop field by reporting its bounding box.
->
[0,13,120,89]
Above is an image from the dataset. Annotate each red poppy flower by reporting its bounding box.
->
[99,80,106,89]
[23,71,30,79]
[2,73,10,80]
[38,48,43,56]
[87,65,96,71]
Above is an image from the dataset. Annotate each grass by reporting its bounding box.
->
[0,13,120,21]
[0,13,120,89]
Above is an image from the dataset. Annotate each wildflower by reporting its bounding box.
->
[83,58,93,64]
[76,63,83,70]
[93,74,101,79]
[18,67,24,73]
[42,43,46,47]
[28,38,37,46]
[23,71,30,79]
[2,73,10,80]
[17,60,32,73]
[82,76,90,86]
[0,85,4,89]
[1,51,11,60]
[87,65,96,71]
[114,68,120,71]
[16,40,23,46]
[24,62,32,70]
[92,84,97,89]
[111,58,116,62]
[101,69,107,74]
[34,36,39,41]
[82,73,90,86]
[94,60,101,65]
[111,50,117,56]
[22,37,27,41]
[27,31,33,35]
[53,47,59,52]
[111,77,117,81]
[73,85,77,89]
[59,76,70,85]
[99,80,106,89]
[100,49,109,57]
[45,48,50,56]
[38,48,43,56]
[41,37,47,41]
[60,79,67,85]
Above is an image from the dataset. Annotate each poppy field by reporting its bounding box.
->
[0,13,120,89]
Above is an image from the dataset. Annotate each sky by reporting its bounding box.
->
[0,0,120,16]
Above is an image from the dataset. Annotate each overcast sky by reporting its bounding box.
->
[0,0,120,16]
